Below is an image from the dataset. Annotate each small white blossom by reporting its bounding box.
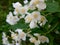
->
[6,12,20,25]
[25,11,41,23]
[19,5,28,15]
[15,29,26,41]
[2,32,9,45]
[29,37,40,45]
[13,2,28,15]
[13,2,22,15]
[13,2,22,9]
[38,36,49,43]
[38,15,47,26]
[32,11,41,21]
[36,2,46,10]
[25,14,34,23]
[13,7,25,15]
[24,0,28,4]
[29,0,46,10]
[34,33,49,43]
[28,3,36,10]
[25,11,41,28]
[29,21,38,29]
[34,33,40,37]
[10,30,19,41]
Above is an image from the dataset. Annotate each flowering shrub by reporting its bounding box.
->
[2,0,60,45]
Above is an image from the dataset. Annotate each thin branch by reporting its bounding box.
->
[44,22,58,35]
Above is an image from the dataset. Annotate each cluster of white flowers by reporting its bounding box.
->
[29,33,49,45]
[4,0,49,45]
[6,0,47,28]
[29,0,46,10]
[6,12,20,25]
[25,11,47,28]
[2,29,49,45]
[2,29,26,45]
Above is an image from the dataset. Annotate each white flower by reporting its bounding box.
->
[10,30,18,41]
[19,5,28,15]
[38,15,47,26]
[25,11,41,23]
[29,21,38,29]
[25,11,41,28]
[36,2,46,10]
[13,2,28,15]
[13,2,22,15]
[14,6,28,15]
[25,14,34,23]
[29,0,46,10]
[29,37,40,45]
[28,3,36,10]
[13,2,22,9]
[6,12,20,25]
[34,33,49,43]
[15,29,23,34]
[34,40,40,45]
[24,0,28,4]
[38,36,49,43]
[32,11,41,21]
[34,33,40,37]
[30,0,40,5]
[2,32,9,45]
[15,29,26,41]
[14,5,28,16]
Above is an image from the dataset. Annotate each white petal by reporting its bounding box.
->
[29,21,37,29]
[13,2,22,8]
[37,2,46,10]
[25,14,33,23]
[35,40,40,45]
[15,29,23,33]
[34,33,40,37]
[24,0,28,4]
[46,38,49,43]
[22,34,26,41]
[13,9,18,15]
[32,11,41,21]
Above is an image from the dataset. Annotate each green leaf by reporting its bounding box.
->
[46,1,59,12]
[11,19,29,30]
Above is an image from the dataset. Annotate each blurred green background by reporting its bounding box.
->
[0,0,60,45]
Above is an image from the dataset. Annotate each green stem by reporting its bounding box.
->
[45,13,52,16]
[44,22,58,35]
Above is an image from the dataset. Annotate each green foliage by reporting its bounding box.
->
[46,1,60,12]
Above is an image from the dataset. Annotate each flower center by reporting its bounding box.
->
[16,9,19,12]
[20,32,25,38]
[26,16,32,21]
[21,8,26,13]
[33,0,40,5]
[41,16,45,22]
[33,13,38,18]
